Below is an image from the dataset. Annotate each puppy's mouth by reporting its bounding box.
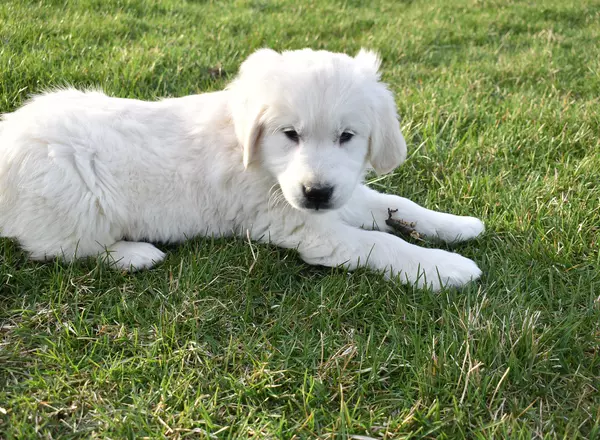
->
[301,200,333,211]
[284,195,338,213]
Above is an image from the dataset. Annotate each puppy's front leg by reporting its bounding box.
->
[294,220,481,290]
[341,185,485,243]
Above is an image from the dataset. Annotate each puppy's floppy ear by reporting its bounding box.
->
[229,95,265,168]
[229,48,281,168]
[368,84,407,175]
[355,49,408,175]
[240,105,266,168]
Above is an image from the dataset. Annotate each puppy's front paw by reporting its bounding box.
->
[424,215,485,243]
[428,250,482,290]
[399,249,482,291]
[444,216,485,242]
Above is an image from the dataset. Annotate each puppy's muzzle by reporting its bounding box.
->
[302,184,333,211]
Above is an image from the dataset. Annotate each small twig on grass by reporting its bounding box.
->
[385,208,422,240]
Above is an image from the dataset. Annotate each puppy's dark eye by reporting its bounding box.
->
[339,131,354,144]
[283,129,300,143]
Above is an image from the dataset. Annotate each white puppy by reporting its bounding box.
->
[0,48,484,290]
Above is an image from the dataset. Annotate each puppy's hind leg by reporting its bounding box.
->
[101,241,166,271]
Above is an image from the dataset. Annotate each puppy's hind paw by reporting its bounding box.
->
[103,241,166,271]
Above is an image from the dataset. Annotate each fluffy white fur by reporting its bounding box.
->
[0,48,484,290]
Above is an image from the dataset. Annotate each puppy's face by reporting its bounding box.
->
[229,48,407,213]
[259,94,371,211]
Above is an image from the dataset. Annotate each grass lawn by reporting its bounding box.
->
[1,0,599,438]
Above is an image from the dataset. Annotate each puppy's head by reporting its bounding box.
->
[228,48,406,212]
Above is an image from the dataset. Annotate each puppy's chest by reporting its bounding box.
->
[212,179,274,234]
[178,174,276,238]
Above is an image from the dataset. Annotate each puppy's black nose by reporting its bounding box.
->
[302,184,333,209]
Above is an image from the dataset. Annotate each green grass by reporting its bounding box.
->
[1,0,599,438]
